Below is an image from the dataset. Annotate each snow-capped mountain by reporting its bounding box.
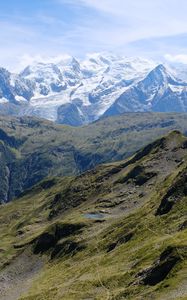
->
[104,64,187,116]
[20,56,82,98]
[0,53,187,125]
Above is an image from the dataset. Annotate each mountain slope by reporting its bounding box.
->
[0,112,187,203]
[0,131,186,300]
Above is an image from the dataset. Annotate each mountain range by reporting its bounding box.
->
[1,53,187,126]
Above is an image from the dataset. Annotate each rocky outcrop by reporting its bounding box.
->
[138,246,181,286]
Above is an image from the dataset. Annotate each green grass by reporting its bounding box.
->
[0,131,186,300]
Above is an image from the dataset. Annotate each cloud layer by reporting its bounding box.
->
[0,0,187,70]
[165,54,187,64]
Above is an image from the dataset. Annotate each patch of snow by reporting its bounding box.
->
[168,84,185,93]
[0,97,8,104]
[15,95,27,102]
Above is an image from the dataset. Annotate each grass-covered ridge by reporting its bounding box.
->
[0,112,187,203]
[0,130,186,299]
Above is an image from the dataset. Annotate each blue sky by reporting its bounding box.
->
[1,0,187,70]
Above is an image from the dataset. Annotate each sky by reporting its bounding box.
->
[1,0,187,71]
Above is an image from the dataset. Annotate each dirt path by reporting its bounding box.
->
[0,249,43,300]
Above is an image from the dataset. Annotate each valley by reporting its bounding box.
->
[0,112,187,203]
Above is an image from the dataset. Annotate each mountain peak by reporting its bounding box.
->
[154,64,167,72]
[138,63,184,90]
[148,64,173,80]
[57,55,76,67]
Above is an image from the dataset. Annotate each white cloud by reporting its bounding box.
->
[59,0,187,38]
[18,54,72,69]
[56,0,187,57]
[165,54,187,64]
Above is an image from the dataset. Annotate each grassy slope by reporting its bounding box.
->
[0,131,186,300]
[1,112,187,202]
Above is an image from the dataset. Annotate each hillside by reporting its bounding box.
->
[0,112,187,202]
[0,131,186,300]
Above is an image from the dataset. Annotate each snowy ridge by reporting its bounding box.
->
[0,53,187,125]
